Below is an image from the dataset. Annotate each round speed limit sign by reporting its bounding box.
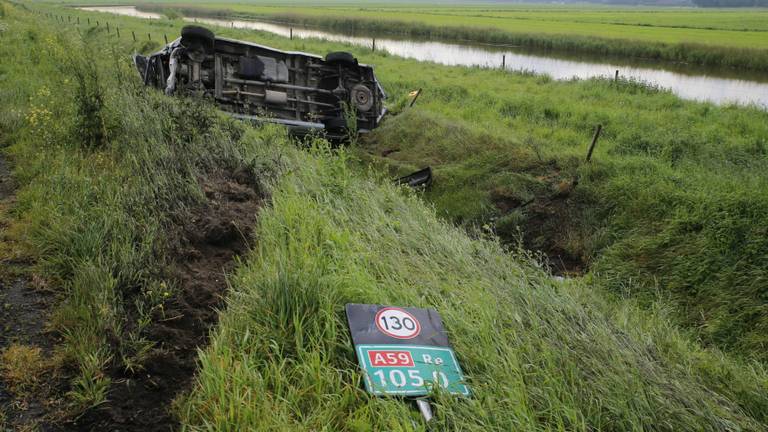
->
[375,307,421,339]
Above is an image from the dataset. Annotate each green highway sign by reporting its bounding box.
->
[346,304,470,397]
[356,344,470,396]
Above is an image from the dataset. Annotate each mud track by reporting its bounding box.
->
[70,171,261,431]
[0,153,64,431]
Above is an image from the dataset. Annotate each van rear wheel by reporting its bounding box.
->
[325,51,358,66]
[181,25,215,52]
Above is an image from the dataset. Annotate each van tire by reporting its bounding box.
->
[325,51,357,66]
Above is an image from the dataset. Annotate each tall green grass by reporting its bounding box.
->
[179,138,768,430]
[359,57,768,361]
[0,3,257,412]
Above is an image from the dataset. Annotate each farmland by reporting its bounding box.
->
[1,1,768,431]
[134,1,768,70]
[163,3,768,42]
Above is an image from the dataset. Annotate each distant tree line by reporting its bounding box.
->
[508,0,768,6]
[692,0,768,6]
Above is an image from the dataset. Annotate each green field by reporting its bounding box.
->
[2,2,768,431]
[128,1,768,69]
[200,3,768,47]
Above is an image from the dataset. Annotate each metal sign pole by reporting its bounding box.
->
[415,399,434,423]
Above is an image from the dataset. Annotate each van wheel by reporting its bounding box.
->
[325,51,358,66]
[181,25,215,52]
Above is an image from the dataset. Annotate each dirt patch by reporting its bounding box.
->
[492,173,587,276]
[0,277,65,432]
[519,197,586,276]
[70,171,261,432]
[0,154,15,200]
[0,279,52,350]
[381,148,400,157]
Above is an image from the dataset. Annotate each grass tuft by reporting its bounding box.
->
[0,344,46,394]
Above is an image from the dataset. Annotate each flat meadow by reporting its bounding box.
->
[218,3,768,47]
[127,1,768,70]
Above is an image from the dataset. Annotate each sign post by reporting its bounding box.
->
[345,304,469,421]
[415,398,434,422]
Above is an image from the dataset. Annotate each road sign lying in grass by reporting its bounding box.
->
[346,304,470,396]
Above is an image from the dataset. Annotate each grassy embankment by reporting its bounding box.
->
[2,4,768,430]
[136,2,768,71]
[0,2,272,422]
[181,122,768,430]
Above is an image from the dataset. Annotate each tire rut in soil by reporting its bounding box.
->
[0,153,65,431]
[69,171,262,432]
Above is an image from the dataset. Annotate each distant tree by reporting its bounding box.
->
[693,0,768,6]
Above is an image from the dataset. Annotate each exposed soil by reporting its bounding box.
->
[0,154,64,431]
[516,196,586,276]
[0,154,14,200]
[491,171,587,276]
[69,171,261,432]
[0,278,65,432]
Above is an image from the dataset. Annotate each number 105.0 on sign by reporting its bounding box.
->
[357,345,470,396]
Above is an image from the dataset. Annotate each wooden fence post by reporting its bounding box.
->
[290,28,293,39]
[614,70,619,83]
[372,37,376,52]
[116,27,120,38]
[585,124,603,162]
[409,88,423,108]
[148,33,151,41]
[132,30,136,41]
[502,55,506,70]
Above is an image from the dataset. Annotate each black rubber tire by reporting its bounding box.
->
[181,25,215,44]
[325,51,358,66]
[181,25,215,53]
